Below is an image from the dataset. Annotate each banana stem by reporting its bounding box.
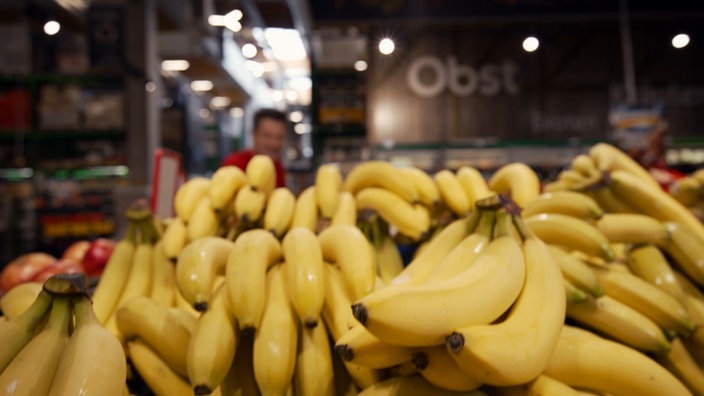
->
[72,296,95,328]
[493,209,512,239]
[474,210,496,239]
[136,214,158,245]
[511,214,537,242]
[464,209,483,235]
[125,220,138,245]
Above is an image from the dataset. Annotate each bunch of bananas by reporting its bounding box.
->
[669,169,704,221]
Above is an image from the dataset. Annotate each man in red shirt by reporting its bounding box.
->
[221,108,287,187]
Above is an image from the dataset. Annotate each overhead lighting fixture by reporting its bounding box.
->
[211,96,231,108]
[672,33,690,49]
[294,123,312,135]
[190,80,213,92]
[285,90,299,103]
[379,38,395,55]
[271,90,284,102]
[242,43,258,59]
[44,20,61,36]
[288,77,312,91]
[199,108,211,119]
[246,61,264,78]
[209,9,242,27]
[208,15,225,26]
[289,110,304,123]
[522,36,540,52]
[161,59,190,71]
[354,60,368,72]
[230,107,244,118]
[264,28,307,61]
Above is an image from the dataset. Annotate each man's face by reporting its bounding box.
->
[253,118,286,158]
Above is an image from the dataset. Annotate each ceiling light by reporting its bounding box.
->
[242,43,258,59]
[379,38,395,55]
[144,81,157,93]
[199,108,211,119]
[208,15,225,26]
[230,107,244,118]
[288,77,312,91]
[161,60,190,71]
[264,28,307,61]
[354,60,368,71]
[190,80,213,92]
[271,90,284,102]
[285,90,299,103]
[211,96,231,108]
[44,20,60,36]
[294,123,312,134]
[225,20,242,33]
[522,36,540,52]
[289,110,303,123]
[672,33,690,49]
[246,61,264,78]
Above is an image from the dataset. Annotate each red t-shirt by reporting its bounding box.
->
[220,149,286,188]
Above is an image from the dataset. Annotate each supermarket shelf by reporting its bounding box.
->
[0,129,125,143]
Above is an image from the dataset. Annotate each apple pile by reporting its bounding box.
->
[0,238,115,295]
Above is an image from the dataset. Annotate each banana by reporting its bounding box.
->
[400,166,441,207]
[565,294,670,353]
[334,323,415,369]
[524,213,614,261]
[626,243,686,302]
[412,346,482,392]
[586,186,638,214]
[220,333,260,396]
[595,213,670,245]
[597,269,694,336]
[234,184,267,226]
[226,229,282,333]
[488,162,540,208]
[356,375,488,396]
[490,374,582,396]
[316,163,343,219]
[343,160,419,203]
[669,176,702,208]
[282,227,325,327]
[209,165,248,212]
[187,197,220,241]
[167,306,198,335]
[291,185,319,232]
[658,337,704,396]
[176,236,234,311]
[456,166,494,210]
[295,323,335,396]
[263,187,296,239]
[331,191,357,227]
[188,283,238,395]
[434,169,471,217]
[660,221,704,287]
[375,232,405,285]
[127,339,193,396]
[446,219,565,386]
[356,187,430,241]
[175,177,212,223]
[571,153,601,179]
[521,191,603,220]
[116,296,192,377]
[253,264,297,396]
[112,222,156,313]
[162,217,188,262]
[589,142,662,190]
[246,154,276,196]
[149,240,176,307]
[0,289,53,372]
[547,245,604,297]
[0,296,71,395]
[352,212,526,347]
[564,278,589,303]
[544,325,689,396]
[318,224,376,301]
[47,296,126,396]
[0,281,43,320]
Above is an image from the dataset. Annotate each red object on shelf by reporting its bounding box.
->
[0,89,30,130]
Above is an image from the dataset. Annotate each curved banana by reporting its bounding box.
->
[545,325,689,396]
[318,224,376,301]
[209,165,247,212]
[174,177,211,223]
[524,213,614,261]
[245,154,276,196]
[586,186,638,214]
[571,153,600,179]
[356,375,488,396]
[595,213,669,245]
[226,229,282,333]
[434,169,471,217]
[626,243,686,303]
[149,240,176,307]
[660,221,704,287]
[400,166,440,207]
[295,324,335,396]
[491,374,582,396]
[282,227,325,327]
[589,142,662,190]
[547,245,604,297]
[187,197,220,241]
[162,217,188,262]
[48,296,126,396]
[675,272,704,350]
[356,187,430,241]
[263,187,296,239]
[456,166,494,210]
[375,233,405,285]
[412,346,482,392]
[521,191,603,220]
[344,160,418,203]
[0,281,43,320]
[316,163,343,219]
[0,290,53,372]
[127,339,193,396]
[564,278,589,303]
[658,337,704,396]
[291,185,319,232]
[334,323,415,369]
[175,236,234,311]
[330,191,357,227]
[488,162,540,208]
[669,176,701,208]
[253,264,298,396]
[112,225,156,316]
[234,184,267,226]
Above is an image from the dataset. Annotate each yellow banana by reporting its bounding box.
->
[434,169,471,217]
[399,166,440,207]
[626,243,686,303]
[547,245,604,297]
[330,191,357,227]
[0,289,53,372]
[234,184,267,226]
[174,177,212,223]
[564,278,589,303]
[282,227,325,327]
[658,337,704,396]
[586,186,638,214]
[589,142,662,190]
[356,375,488,396]
[571,153,601,179]
[524,213,614,261]
[660,221,704,287]
[456,166,494,210]
[545,325,689,396]
[127,339,193,396]
[246,154,276,196]
[291,185,319,232]
[316,163,343,219]
[187,197,220,241]
[334,323,415,369]
[318,224,376,301]
[176,236,234,311]
[356,187,430,241]
[295,323,335,396]
[226,229,282,333]
[595,213,669,245]
[669,176,701,208]
[521,190,603,220]
[48,296,126,396]
[344,160,419,203]
[253,264,297,396]
[112,220,157,314]
[488,162,540,207]
[490,374,582,396]
[149,240,176,307]
[374,233,405,285]
[162,217,188,262]
[209,165,247,212]
[167,306,198,335]
[0,281,43,320]
[412,346,483,392]
[263,187,296,239]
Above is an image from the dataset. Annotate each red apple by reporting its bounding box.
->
[0,253,57,294]
[62,240,91,264]
[31,258,85,283]
[82,238,116,276]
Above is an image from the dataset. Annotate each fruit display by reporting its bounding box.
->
[669,169,704,221]
[2,143,704,396]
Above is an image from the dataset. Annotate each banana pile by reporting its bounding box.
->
[669,169,704,221]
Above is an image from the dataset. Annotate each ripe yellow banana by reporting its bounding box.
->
[0,289,53,372]
[0,296,71,395]
[564,278,589,303]
[282,227,325,327]
[174,177,212,223]
[291,185,319,232]
[187,283,238,395]
[127,339,193,396]
[589,142,662,190]
[675,272,704,351]
[344,160,418,203]
[187,196,220,241]
[626,243,686,303]
[253,264,297,396]
[331,191,357,227]
[356,187,430,241]
[658,337,704,396]
[399,166,440,207]
[162,217,188,262]
[545,325,689,396]
[660,221,704,287]
[374,233,405,285]
[524,213,614,261]
[176,236,234,311]
[263,187,296,239]
[669,176,702,208]
[318,224,376,301]
[446,222,565,386]
[434,169,471,217]
[412,346,482,392]
[246,154,276,196]
[586,186,638,214]
[356,375,487,396]
[47,296,126,396]
[209,165,247,212]
[226,229,282,333]
[456,166,494,210]
[316,163,343,219]
[149,240,176,307]
[334,323,415,369]
[491,374,582,396]
[295,323,335,396]
[571,153,600,179]
[595,213,670,245]
[116,296,192,377]
[112,226,155,313]
[547,245,603,297]
[488,162,540,208]
[0,281,42,320]
[521,190,603,220]
[234,184,267,226]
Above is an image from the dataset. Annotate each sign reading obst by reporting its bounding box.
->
[406,56,521,98]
